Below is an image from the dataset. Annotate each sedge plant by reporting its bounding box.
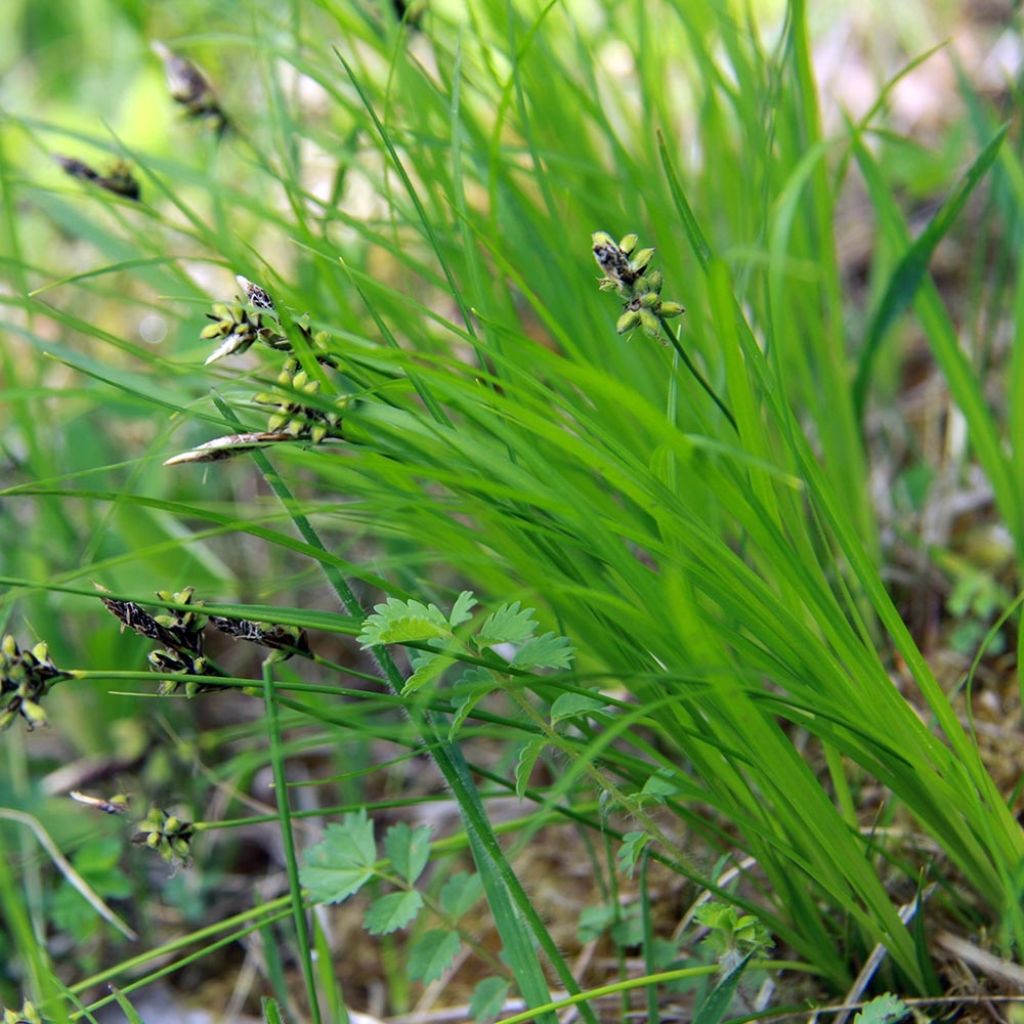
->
[1,0,1023,1019]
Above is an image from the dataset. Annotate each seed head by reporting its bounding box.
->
[253,357,347,443]
[55,155,141,201]
[132,805,196,865]
[591,230,685,339]
[210,616,311,659]
[236,275,275,311]
[152,41,229,135]
[0,635,65,731]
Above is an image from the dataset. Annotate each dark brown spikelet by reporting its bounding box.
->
[98,161,141,201]
[55,155,101,183]
[592,236,638,288]
[210,616,311,658]
[55,155,141,201]
[97,590,172,645]
[152,40,230,136]
[235,274,275,311]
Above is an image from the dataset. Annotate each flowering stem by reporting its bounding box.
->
[659,318,738,433]
[263,658,322,1024]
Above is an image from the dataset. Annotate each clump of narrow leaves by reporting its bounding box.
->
[591,230,684,337]
[0,635,65,730]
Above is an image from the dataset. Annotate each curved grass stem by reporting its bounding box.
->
[660,319,738,433]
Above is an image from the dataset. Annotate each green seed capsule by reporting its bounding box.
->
[638,310,660,336]
[616,310,641,334]
[631,248,655,272]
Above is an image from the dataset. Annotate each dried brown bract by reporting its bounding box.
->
[163,431,297,466]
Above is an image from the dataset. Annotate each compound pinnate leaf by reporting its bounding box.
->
[385,822,432,885]
[364,890,424,935]
[300,811,377,904]
[408,928,461,982]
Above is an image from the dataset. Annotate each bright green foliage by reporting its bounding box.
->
[514,738,547,797]
[439,872,483,920]
[549,693,608,725]
[449,591,478,628]
[358,592,574,676]
[357,598,452,647]
[469,977,510,1022]
[384,823,432,887]
[509,633,574,671]
[3,0,1023,1013]
[364,891,424,936]
[616,832,650,878]
[475,602,539,648]
[50,838,131,945]
[300,811,377,905]
[694,902,773,968]
[408,929,461,983]
[853,994,910,1024]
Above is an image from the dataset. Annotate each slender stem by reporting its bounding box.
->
[263,658,323,1024]
[660,319,738,433]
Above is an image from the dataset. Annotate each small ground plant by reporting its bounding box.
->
[1,1,1023,1022]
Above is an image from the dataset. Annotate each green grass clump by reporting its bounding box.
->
[1,0,1023,1020]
